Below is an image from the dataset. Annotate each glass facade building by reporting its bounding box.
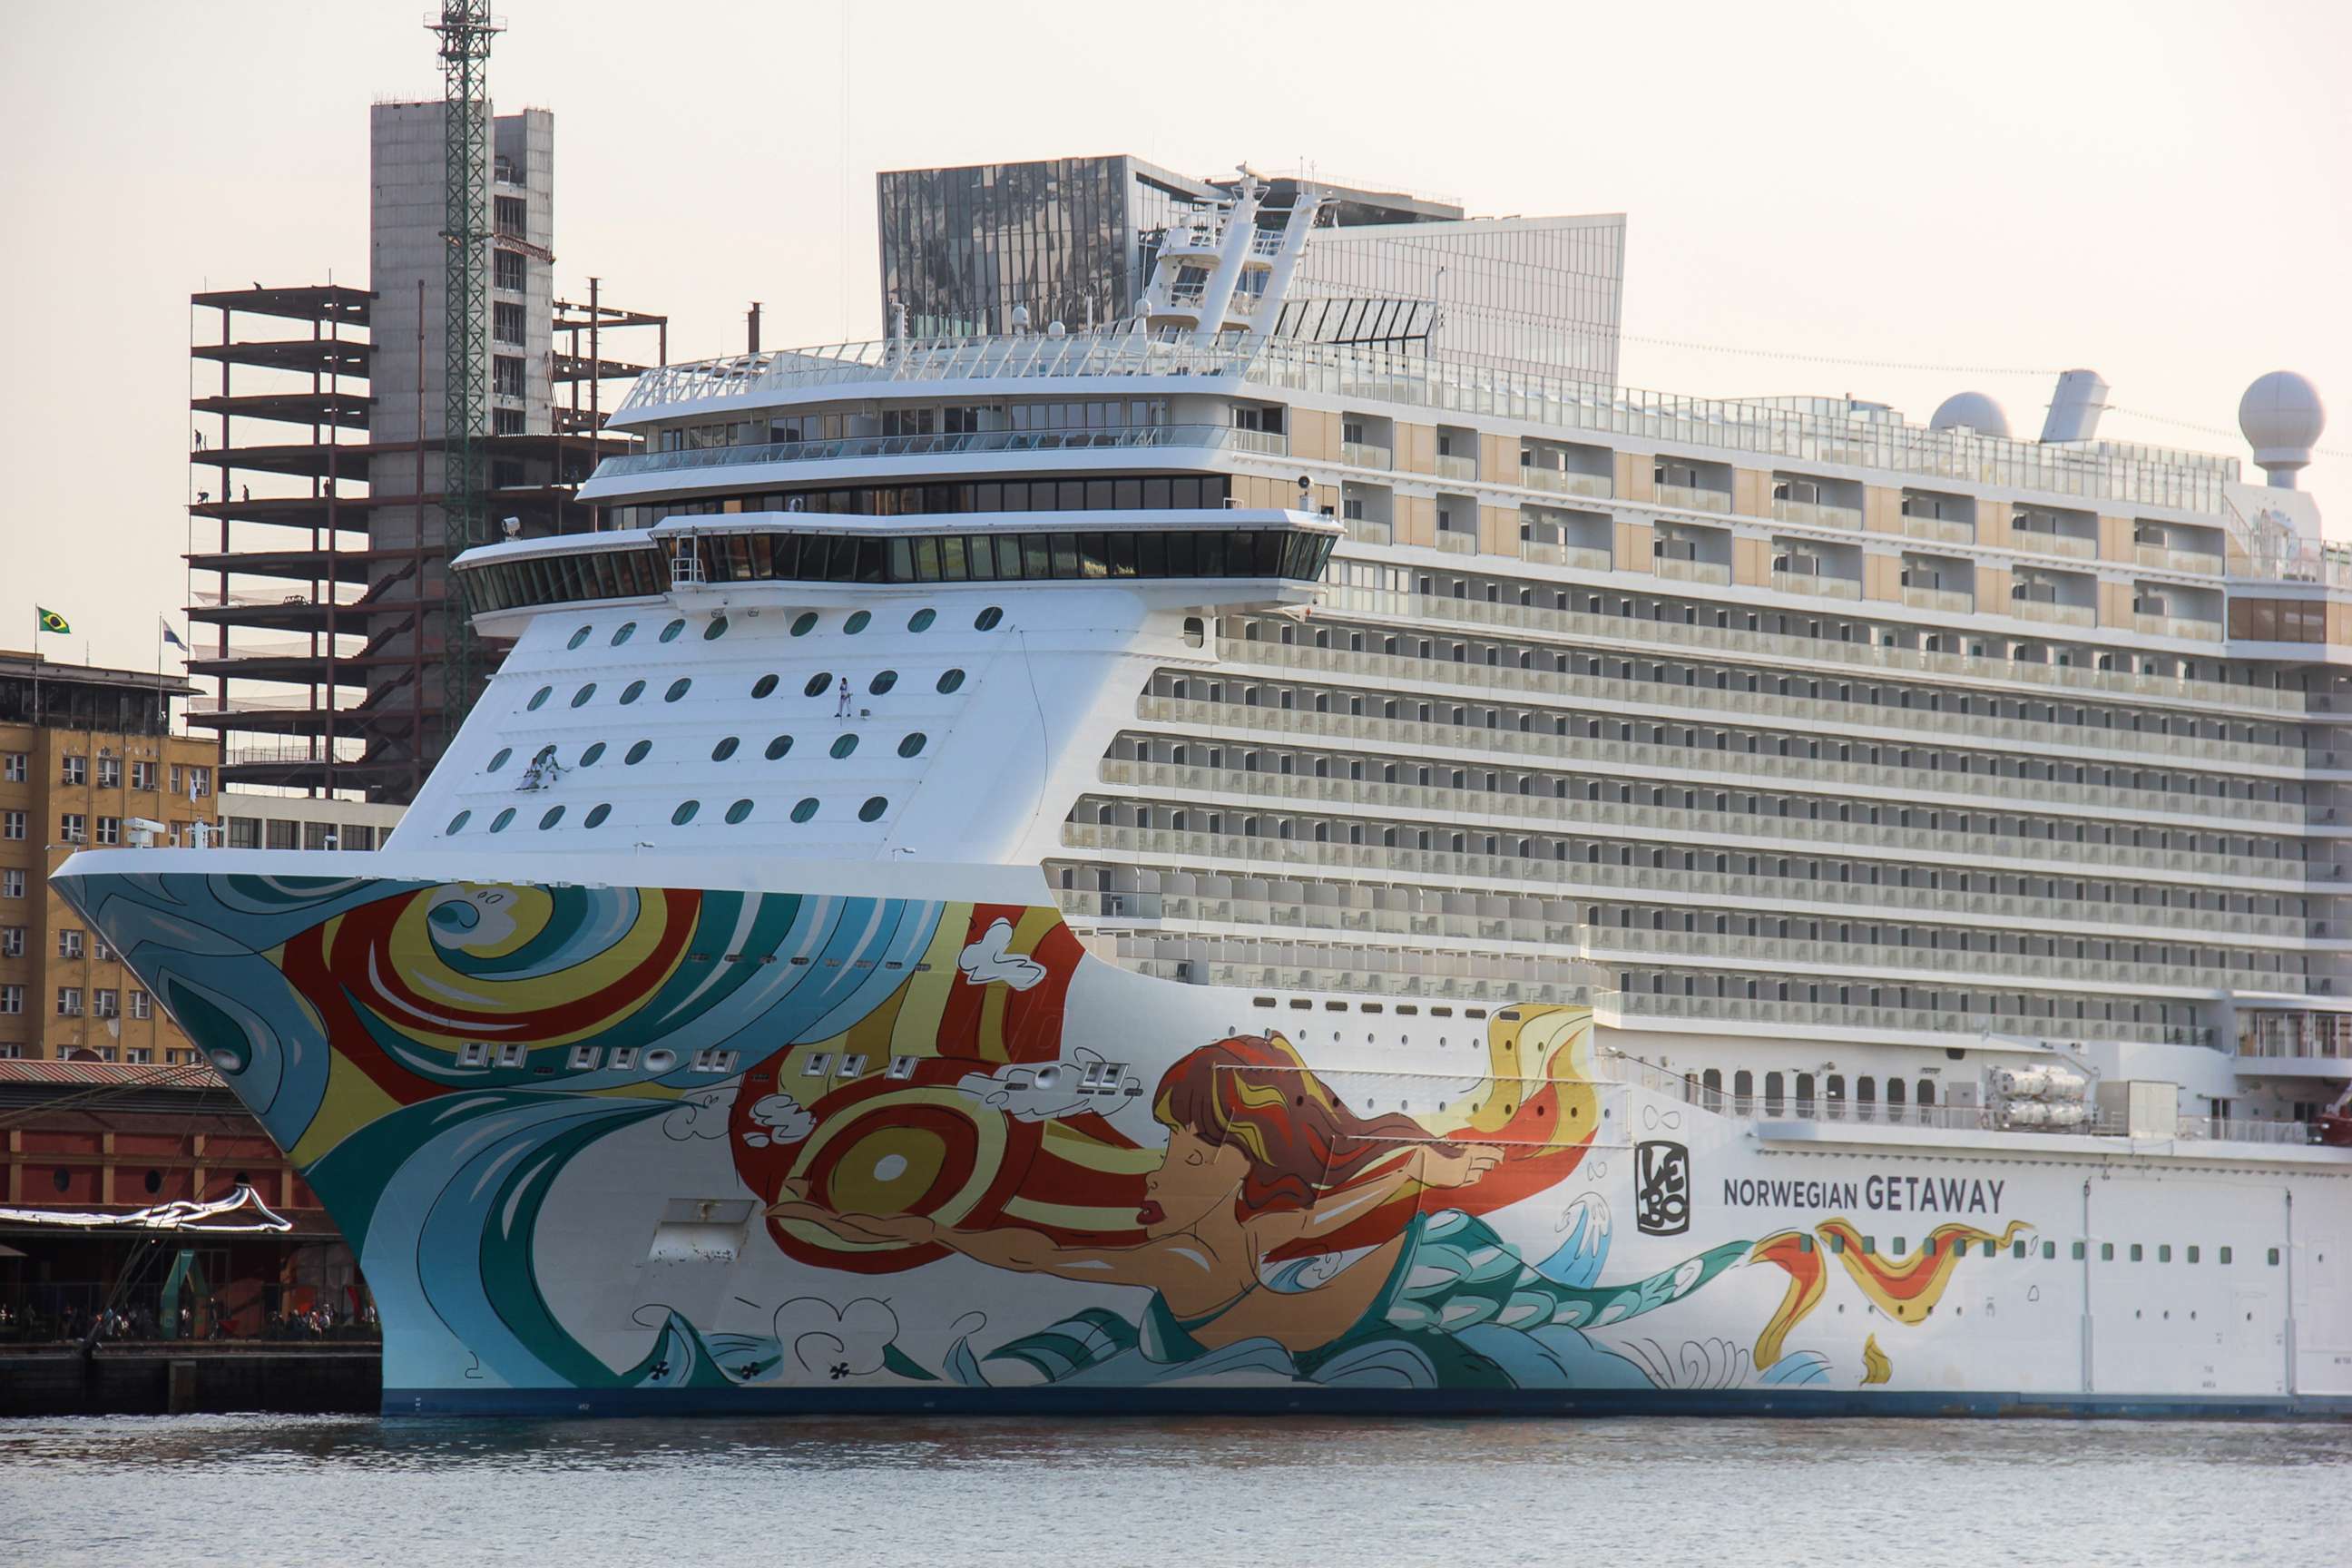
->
[877,157,1218,338]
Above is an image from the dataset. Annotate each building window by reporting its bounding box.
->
[188,767,211,799]
[493,301,526,344]
[494,194,525,235]
[131,760,156,790]
[1,811,21,841]
[125,1047,151,1065]
[130,989,151,1020]
[265,820,298,851]
[96,757,121,788]
[93,936,112,962]
[57,928,83,959]
[96,816,122,846]
[1,870,20,899]
[303,823,338,851]
[168,765,181,794]
[2,753,23,782]
[495,250,525,290]
[0,929,22,959]
[0,985,21,1014]
[61,756,86,786]
[93,990,119,1019]
[493,356,525,397]
[228,818,261,848]
[343,825,374,851]
[55,987,83,1017]
[494,407,525,435]
[60,813,86,843]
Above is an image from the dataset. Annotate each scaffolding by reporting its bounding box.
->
[186,280,665,802]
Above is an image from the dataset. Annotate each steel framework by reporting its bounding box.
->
[431,1,500,742]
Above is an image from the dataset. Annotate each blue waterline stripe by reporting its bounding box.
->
[386,1385,2352,1421]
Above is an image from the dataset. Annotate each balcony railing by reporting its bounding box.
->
[1901,585,1975,614]
[1433,453,1478,481]
[1434,530,1478,555]
[1339,440,1393,470]
[1654,483,1732,514]
[1653,556,1731,586]
[1341,517,1393,546]
[2009,527,2097,560]
[2132,612,2225,643]
[2007,596,2097,627]
[595,423,1245,481]
[1520,540,1611,571]
[1769,498,1860,530]
[1769,569,1860,600]
[1901,514,1975,545]
[1517,466,1612,500]
[2135,543,2226,574]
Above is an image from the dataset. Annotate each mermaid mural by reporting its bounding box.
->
[770,1030,1751,1390]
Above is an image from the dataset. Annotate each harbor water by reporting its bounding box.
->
[0,1414,2340,1565]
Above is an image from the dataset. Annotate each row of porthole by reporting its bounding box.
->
[446,795,888,834]
[522,665,967,715]
[487,729,926,775]
[562,604,1003,653]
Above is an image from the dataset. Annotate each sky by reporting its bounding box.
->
[0,0,2345,672]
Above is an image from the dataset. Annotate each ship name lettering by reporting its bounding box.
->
[1720,1176,2004,1214]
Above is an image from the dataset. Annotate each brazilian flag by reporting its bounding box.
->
[35,607,69,635]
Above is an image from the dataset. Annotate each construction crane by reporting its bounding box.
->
[430,1,501,747]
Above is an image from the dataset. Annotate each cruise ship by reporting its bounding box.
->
[58,173,2352,1416]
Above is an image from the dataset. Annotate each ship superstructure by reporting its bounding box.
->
[56,173,2350,1416]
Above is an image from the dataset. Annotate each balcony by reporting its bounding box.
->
[1434,453,1478,482]
[1901,585,1974,614]
[2132,612,2224,642]
[1653,556,1731,586]
[1518,466,1612,501]
[1434,529,1479,555]
[1654,483,1732,514]
[1341,517,1393,546]
[2134,543,2225,574]
[1769,498,1861,531]
[1520,540,1610,570]
[2009,525,2096,560]
[2008,596,2096,628]
[1769,568,1860,600]
[1339,440,1392,470]
[1229,427,1292,456]
[1902,514,1975,545]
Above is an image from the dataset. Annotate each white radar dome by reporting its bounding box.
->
[2239,370,2326,488]
[1929,391,2011,437]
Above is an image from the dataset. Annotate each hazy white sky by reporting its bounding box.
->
[2,0,2344,671]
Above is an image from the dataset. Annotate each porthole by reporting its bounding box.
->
[830,733,859,759]
[711,737,740,761]
[526,685,553,710]
[703,616,730,641]
[868,670,898,696]
[790,798,818,824]
[844,610,871,634]
[579,741,606,766]
[765,735,794,760]
[625,740,652,765]
[975,606,1004,631]
[803,672,832,698]
[583,803,611,828]
[725,799,754,825]
[490,808,516,833]
[664,677,691,702]
[790,612,818,636]
[570,683,597,708]
[897,732,926,758]
[659,618,686,643]
[642,1048,676,1072]
[620,680,645,705]
[858,796,887,823]
[487,747,513,772]
[751,673,779,700]
[907,608,936,632]
[539,806,565,830]
[610,621,637,647]
[567,625,593,650]
[446,809,472,834]
[671,800,700,826]
[936,668,966,693]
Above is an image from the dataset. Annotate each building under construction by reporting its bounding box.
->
[188,91,665,803]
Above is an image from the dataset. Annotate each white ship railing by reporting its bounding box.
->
[617,329,2240,514]
[598,423,1265,481]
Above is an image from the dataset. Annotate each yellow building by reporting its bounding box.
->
[0,651,220,1063]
